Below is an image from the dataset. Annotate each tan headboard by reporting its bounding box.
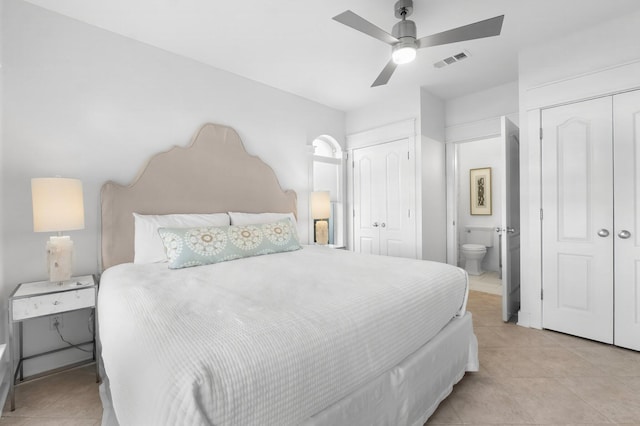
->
[101,123,297,270]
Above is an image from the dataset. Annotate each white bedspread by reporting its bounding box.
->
[98,246,468,426]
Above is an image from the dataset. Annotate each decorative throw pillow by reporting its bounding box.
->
[157,219,301,269]
[133,212,230,264]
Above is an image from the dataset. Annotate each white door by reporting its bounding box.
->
[613,90,640,351]
[353,139,415,257]
[501,117,521,322]
[353,150,380,255]
[541,97,614,343]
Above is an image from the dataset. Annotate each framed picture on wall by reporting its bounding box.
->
[470,167,492,215]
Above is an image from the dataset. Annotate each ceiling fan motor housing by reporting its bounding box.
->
[392,1,417,64]
[392,19,417,40]
[391,19,417,64]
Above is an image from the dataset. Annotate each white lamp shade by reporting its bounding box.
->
[32,177,85,232]
[311,191,331,219]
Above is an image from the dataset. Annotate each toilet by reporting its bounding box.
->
[461,226,494,275]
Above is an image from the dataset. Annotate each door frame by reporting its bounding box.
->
[445,119,505,266]
[519,60,640,330]
[346,119,417,256]
[445,116,521,321]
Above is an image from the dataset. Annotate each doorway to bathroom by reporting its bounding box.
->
[445,117,521,322]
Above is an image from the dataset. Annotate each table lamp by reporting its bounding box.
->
[311,191,330,245]
[31,177,85,283]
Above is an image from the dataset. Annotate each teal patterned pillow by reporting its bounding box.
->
[157,219,301,269]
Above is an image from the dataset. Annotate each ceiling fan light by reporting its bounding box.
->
[392,45,416,64]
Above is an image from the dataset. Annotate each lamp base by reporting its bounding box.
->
[47,236,74,283]
[315,220,329,245]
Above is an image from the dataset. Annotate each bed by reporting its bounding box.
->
[97,123,479,426]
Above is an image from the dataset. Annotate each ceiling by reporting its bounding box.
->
[23,0,640,112]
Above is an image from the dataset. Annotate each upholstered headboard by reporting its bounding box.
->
[101,123,297,270]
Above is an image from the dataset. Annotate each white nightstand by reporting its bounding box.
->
[8,275,98,411]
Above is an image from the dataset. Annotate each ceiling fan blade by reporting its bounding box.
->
[333,10,399,45]
[417,15,504,49]
[371,60,398,87]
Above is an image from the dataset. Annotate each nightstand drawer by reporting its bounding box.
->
[12,287,96,321]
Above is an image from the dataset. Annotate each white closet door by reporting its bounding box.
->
[353,150,380,254]
[353,139,414,257]
[613,90,640,351]
[542,97,614,343]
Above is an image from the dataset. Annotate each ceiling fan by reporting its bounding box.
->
[333,0,504,87]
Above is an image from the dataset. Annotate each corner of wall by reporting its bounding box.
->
[419,88,447,262]
[419,88,445,142]
[0,0,5,346]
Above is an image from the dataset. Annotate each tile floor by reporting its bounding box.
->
[468,270,502,296]
[1,365,101,426]
[427,291,640,425]
[1,291,639,425]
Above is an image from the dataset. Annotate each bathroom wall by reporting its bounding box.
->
[456,136,502,272]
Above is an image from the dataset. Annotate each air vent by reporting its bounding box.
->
[433,50,471,68]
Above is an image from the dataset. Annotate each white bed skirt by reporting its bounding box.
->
[100,312,478,426]
[304,312,478,426]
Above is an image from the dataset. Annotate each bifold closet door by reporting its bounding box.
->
[613,90,640,351]
[353,139,413,257]
[541,97,614,344]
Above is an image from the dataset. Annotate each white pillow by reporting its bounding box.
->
[133,213,230,264]
[228,211,297,226]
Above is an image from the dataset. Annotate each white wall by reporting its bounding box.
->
[456,137,502,272]
[519,18,640,92]
[445,81,519,143]
[345,88,419,135]
[0,0,4,346]
[2,0,345,374]
[446,81,519,127]
[518,8,640,329]
[420,88,446,262]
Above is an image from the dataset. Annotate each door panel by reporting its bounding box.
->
[557,121,591,240]
[613,90,640,351]
[379,143,411,257]
[384,152,402,230]
[385,239,404,258]
[353,155,379,254]
[359,237,375,255]
[557,254,592,311]
[501,117,521,322]
[542,97,614,344]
